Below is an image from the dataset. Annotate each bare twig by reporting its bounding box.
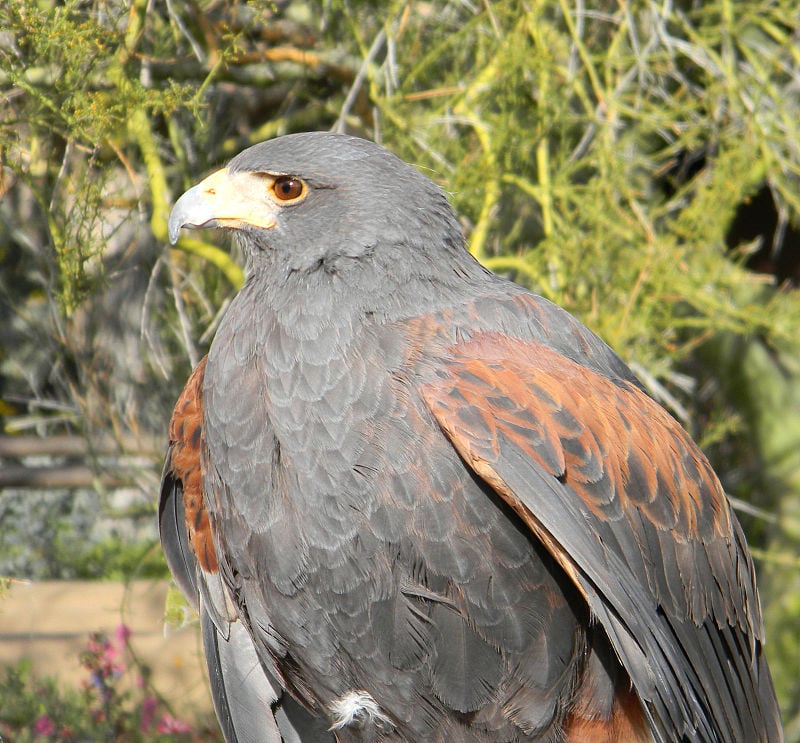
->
[0,434,159,458]
[334,29,387,133]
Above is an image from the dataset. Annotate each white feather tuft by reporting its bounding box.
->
[328,690,392,731]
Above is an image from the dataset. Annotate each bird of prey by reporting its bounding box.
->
[160,131,782,742]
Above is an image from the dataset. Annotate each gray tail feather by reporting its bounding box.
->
[275,695,336,743]
[201,610,335,742]
[202,610,282,742]
[157,461,197,607]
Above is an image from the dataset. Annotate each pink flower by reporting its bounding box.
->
[156,714,192,734]
[140,695,158,732]
[115,623,132,645]
[33,714,55,736]
[101,643,122,672]
[84,637,104,658]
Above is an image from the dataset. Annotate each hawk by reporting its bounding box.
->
[160,132,782,742]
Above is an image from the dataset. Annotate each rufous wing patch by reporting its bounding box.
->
[168,356,218,574]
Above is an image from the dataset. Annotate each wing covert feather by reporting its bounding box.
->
[421,330,781,743]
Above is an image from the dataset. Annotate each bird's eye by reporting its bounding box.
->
[271,176,306,202]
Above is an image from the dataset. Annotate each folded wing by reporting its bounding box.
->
[421,331,781,743]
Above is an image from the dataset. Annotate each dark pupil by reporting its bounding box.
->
[278,178,298,197]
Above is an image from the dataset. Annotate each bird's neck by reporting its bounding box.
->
[207,243,494,463]
[241,238,492,336]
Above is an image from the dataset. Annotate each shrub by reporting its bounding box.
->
[0,624,219,742]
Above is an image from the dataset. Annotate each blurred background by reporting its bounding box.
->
[1,0,799,739]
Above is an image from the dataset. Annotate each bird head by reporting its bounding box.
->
[168,132,465,277]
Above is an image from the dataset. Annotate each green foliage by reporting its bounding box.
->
[53,535,168,581]
[0,630,218,741]
[0,659,88,742]
[0,489,167,581]
[0,0,195,313]
[365,0,800,358]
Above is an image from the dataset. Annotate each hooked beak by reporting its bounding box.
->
[168,168,279,244]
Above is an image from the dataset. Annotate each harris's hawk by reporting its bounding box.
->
[160,132,782,742]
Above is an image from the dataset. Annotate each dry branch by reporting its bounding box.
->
[0,435,162,489]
